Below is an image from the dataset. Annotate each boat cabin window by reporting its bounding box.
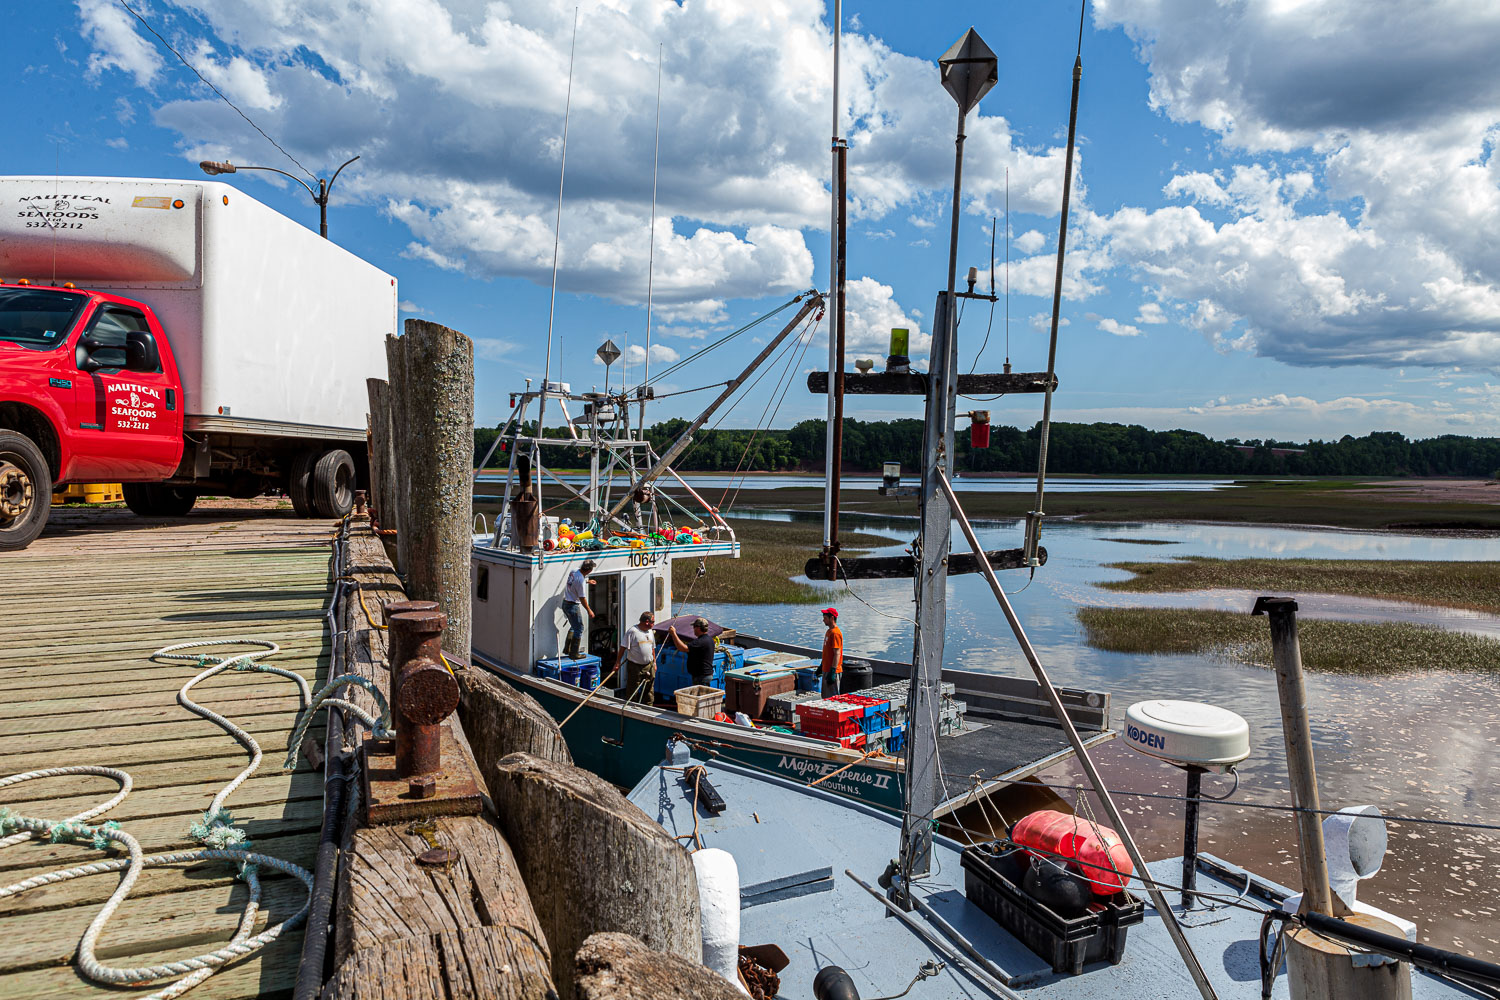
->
[476,565,488,602]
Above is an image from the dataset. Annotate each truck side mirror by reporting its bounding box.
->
[125,331,161,373]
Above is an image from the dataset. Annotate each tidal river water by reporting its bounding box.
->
[696,514,1500,956]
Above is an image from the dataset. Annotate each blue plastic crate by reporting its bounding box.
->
[653,659,726,700]
[736,646,777,662]
[536,653,601,683]
[794,666,822,692]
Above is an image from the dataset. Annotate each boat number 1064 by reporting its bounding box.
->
[627,551,660,567]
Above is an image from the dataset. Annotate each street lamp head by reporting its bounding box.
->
[199,160,238,176]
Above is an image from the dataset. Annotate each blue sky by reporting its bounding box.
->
[7,0,1500,441]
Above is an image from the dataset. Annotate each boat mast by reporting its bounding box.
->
[640,45,663,436]
[897,28,996,890]
[820,0,846,575]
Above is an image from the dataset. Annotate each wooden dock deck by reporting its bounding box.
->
[0,504,335,999]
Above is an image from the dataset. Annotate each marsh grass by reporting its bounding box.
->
[673,517,897,605]
[1101,556,1500,614]
[1077,607,1500,674]
[1099,537,1178,545]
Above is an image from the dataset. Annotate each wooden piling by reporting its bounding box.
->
[384,334,412,576]
[457,666,574,780]
[366,377,400,554]
[485,753,703,996]
[391,319,475,659]
[575,932,744,1000]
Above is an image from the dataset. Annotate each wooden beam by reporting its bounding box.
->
[803,545,1046,580]
[806,370,1057,395]
[321,522,558,1000]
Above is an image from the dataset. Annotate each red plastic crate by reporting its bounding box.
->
[797,716,862,739]
[795,699,864,725]
[829,693,891,717]
[798,726,866,748]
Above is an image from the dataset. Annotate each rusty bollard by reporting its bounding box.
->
[354,489,367,516]
[382,599,439,734]
[388,609,458,778]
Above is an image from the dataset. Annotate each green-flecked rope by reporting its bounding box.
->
[0,808,311,999]
[0,637,321,998]
[282,673,393,770]
[0,765,131,849]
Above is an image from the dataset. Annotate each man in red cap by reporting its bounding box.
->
[820,607,843,695]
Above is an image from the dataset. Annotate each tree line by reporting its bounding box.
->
[475,419,1500,478]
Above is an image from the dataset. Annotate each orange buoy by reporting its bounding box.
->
[1010,809,1133,895]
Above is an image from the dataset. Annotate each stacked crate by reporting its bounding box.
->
[830,693,901,753]
[653,644,743,699]
[765,689,824,725]
[866,680,965,741]
[792,698,867,748]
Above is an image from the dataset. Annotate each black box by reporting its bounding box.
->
[961,841,1144,975]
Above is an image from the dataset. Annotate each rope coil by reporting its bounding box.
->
[0,636,324,998]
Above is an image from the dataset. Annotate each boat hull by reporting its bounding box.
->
[475,653,908,811]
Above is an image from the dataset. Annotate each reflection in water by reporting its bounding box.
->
[697,515,1500,954]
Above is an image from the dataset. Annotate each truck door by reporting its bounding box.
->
[70,303,184,481]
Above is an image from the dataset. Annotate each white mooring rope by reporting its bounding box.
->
[0,636,352,998]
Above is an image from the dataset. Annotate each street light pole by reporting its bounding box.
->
[198,155,361,239]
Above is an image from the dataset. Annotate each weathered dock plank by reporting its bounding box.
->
[0,506,337,999]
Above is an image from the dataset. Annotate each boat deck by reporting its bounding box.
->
[628,753,1474,999]
[934,710,1114,816]
[0,503,332,998]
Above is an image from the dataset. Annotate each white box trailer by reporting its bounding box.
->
[0,176,394,435]
[0,175,393,523]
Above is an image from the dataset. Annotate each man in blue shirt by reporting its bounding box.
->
[561,559,596,659]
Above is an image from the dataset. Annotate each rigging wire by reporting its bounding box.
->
[642,295,803,389]
[719,313,825,511]
[723,317,823,512]
[935,772,1500,834]
[119,0,316,181]
[674,311,818,470]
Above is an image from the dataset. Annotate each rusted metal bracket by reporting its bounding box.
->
[360,727,482,825]
[359,601,483,825]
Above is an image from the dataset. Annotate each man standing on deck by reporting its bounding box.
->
[821,607,843,695]
[667,616,717,688]
[616,611,657,703]
[561,559,596,660]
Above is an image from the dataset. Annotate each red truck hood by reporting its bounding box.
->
[0,341,50,361]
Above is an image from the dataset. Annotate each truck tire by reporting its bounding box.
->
[122,483,198,518]
[311,449,355,518]
[0,430,52,551]
[287,449,318,517]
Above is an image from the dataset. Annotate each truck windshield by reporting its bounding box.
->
[0,288,88,350]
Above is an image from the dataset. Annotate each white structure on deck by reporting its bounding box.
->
[471,533,737,667]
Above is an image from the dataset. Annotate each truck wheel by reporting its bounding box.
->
[0,430,52,551]
[311,449,355,518]
[288,449,318,517]
[122,483,199,518]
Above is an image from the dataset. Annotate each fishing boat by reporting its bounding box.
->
[613,20,1500,999]
[467,365,1112,810]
